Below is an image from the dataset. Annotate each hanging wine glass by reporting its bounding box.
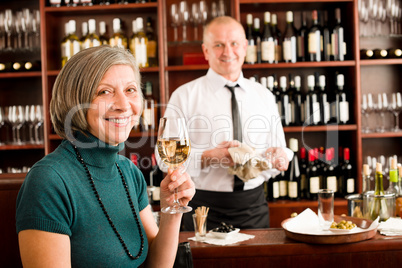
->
[157,117,192,214]
[389,92,402,132]
[191,3,201,41]
[199,1,208,31]
[179,1,190,43]
[4,9,14,51]
[217,0,226,17]
[171,4,180,42]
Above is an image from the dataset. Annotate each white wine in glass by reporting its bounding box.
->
[157,117,192,214]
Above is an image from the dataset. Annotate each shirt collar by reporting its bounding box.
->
[206,68,247,93]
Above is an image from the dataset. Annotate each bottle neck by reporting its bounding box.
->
[374,171,384,194]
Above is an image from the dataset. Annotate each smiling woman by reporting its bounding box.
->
[15,46,195,268]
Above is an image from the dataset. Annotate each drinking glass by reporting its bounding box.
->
[389,92,402,131]
[171,4,180,42]
[318,189,334,230]
[157,117,192,214]
[375,93,388,132]
[361,93,375,133]
[179,1,190,42]
[33,105,44,144]
[199,1,208,30]
[191,3,200,41]
[4,9,14,50]
[9,105,25,145]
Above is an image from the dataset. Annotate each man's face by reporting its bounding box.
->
[202,21,247,81]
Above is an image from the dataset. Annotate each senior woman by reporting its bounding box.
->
[16,46,195,267]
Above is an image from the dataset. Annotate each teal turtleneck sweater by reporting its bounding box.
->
[16,132,149,267]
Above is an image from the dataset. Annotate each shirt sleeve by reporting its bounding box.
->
[16,165,73,235]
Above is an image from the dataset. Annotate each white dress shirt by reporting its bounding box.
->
[158,68,293,192]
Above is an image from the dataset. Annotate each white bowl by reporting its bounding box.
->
[209,228,240,239]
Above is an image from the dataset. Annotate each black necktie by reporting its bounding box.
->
[225,84,244,191]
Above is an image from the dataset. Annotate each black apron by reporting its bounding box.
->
[182,184,269,231]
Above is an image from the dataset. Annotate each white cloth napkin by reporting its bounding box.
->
[227,143,272,182]
[378,217,402,236]
[188,232,255,246]
[284,208,379,235]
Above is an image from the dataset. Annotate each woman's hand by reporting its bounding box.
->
[265,147,289,171]
[159,166,195,208]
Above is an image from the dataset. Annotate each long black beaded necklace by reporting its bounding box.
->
[72,144,144,260]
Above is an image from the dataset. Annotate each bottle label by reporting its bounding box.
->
[279,180,288,197]
[324,101,330,123]
[327,176,337,192]
[312,102,320,124]
[339,101,349,123]
[261,40,275,62]
[347,178,355,193]
[152,186,160,201]
[310,176,319,193]
[283,37,297,63]
[308,32,318,53]
[246,45,257,63]
[273,181,280,198]
[288,181,298,198]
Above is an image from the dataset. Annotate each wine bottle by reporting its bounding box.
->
[61,20,81,67]
[142,81,157,131]
[373,49,388,59]
[291,75,304,126]
[338,74,349,124]
[271,14,282,63]
[133,17,149,68]
[261,11,275,64]
[360,49,374,59]
[331,8,345,61]
[245,14,257,64]
[82,19,101,49]
[267,75,274,93]
[149,153,163,205]
[305,75,320,125]
[267,172,280,202]
[99,21,109,45]
[307,149,320,200]
[339,148,355,197]
[80,21,88,49]
[396,165,402,217]
[253,18,262,64]
[288,138,301,201]
[387,48,402,58]
[146,17,158,67]
[323,147,338,194]
[282,11,297,63]
[297,11,308,62]
[109,18,128,49]
[299,147,308,199]
[386,158,399,196]
[278,171,288,200]
[321,10,331,61]
[279,76,290,126]
[318,75,330,125]
[308,10,321,62]
[369,163,386,220]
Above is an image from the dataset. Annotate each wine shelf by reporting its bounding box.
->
[0,72,42,79]
[361,131,402,139]
[0,144,45,151]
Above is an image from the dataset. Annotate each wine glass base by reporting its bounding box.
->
[161,205,192,214]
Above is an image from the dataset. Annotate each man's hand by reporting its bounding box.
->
[201,140,241,169]
[265,147,289,171]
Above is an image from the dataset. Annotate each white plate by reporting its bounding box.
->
[209,228,240,239]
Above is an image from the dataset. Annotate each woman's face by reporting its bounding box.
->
[86,64,142,146]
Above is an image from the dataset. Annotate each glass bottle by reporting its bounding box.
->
[318,75,330,125]
[386,158,399,196]
[299,147,308,199]
[321,10,331,61]
[305,75,320,125]
[253,18,262,64]
[142,81,157,131]
[99,21,109,45]
[261,11,275,64]
[307,149,320,200]
[282,11,297,63]
[271,14,282,63]
[80,21,88,49]
[279,76,290,126]
[287,138,301,201]
[397,165,402,217]
[146,17,158,67]
[331,8,345,61]
[297,11,308,62]
[133,17,148,68]
[308,10,321,62]
[267,173,280,202]
[109,18,128,49]
[245,14,257,64]
[61,20,81,67]
[82,19,101,49]
[339,148,355,197]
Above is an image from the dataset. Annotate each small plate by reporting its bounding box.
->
[209,228,240,239]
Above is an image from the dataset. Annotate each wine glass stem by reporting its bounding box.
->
[173,188,180,209]
[174,27,178,42]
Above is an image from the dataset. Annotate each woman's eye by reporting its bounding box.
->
[127,87,138,94]
[98,89,110,95]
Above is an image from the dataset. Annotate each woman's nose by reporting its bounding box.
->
[111,92,130,111]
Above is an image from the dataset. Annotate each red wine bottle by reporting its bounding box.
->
[297,11,308,62]
[267,173,280,202]
[308,10,321,62]
[299,147,308,199]
[287,138,301,201]
[307,149,320,200]
[339,148,355,197]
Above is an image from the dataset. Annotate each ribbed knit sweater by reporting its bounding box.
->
[16,132,149,267]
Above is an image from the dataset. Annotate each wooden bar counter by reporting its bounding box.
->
[179,229,402,267]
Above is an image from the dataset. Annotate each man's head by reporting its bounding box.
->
[202,16,247,82]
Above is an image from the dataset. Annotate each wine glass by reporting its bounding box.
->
[171,4,180,42]
[157,117,192,214]
[33,105,44,144]
[389,92,402,131]
[375,93,388,132]
[179,1,190,42]
[199,1,208,31]
[362,93,375,133]
[191,3,200,41]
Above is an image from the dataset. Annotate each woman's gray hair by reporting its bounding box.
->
[50,45,142,140]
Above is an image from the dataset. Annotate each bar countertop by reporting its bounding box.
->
[179,228,402,267]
